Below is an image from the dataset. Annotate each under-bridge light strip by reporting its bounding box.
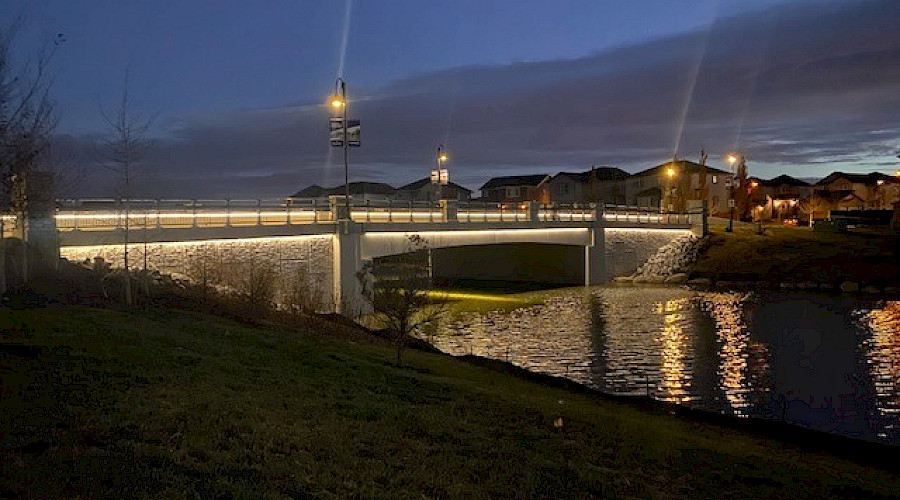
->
[56,211,321,220]
[605,228,693,233]
[60,234,333,252]
[365,227,590,239]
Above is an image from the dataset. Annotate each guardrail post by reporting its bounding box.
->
[286,198,292,225]
[528,201,539,222]
[441,199,457,222]
[691,200,708,236]
[256,199,262,226]
[225,199,231,227]
[191,199,198,228]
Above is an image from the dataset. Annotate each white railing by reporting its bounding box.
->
[52,198,696,232]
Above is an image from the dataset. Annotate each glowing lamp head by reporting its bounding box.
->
[750,180,759,188]
[330,96,345,110]
[666,167,676,177]
[727,154,738,165]
[438,153,449,163]
[877,179,885,186]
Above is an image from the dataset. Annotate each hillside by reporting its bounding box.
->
[1,304,898,498]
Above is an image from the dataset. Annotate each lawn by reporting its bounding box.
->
[1,304,899,498]
[692,218,900,285]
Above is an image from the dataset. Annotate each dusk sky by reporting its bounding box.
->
[3,0,899,198]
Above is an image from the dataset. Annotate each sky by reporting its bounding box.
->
[3,0,899,198]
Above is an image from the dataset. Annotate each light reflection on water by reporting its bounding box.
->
[432,287,900,443]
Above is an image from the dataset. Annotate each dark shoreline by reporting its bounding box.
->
[434,346,900,472]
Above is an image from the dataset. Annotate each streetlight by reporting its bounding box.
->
[436,144,449,201]
[330,78,350,219]
[665,166,676,211]
[726,153,744,233]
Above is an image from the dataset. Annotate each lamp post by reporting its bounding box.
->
[726,153,745,233]
[330,78,350,219]
[436,144,449,201]
[665,166,676,212]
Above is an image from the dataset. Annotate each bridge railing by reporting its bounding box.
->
[459,202,530,222]
[53,198,697,231]
[55,198,336,231]
[602,205,696,225]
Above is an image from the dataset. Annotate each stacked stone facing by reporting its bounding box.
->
[618,235,706,284]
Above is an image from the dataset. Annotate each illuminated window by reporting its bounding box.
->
[712,175,718,184]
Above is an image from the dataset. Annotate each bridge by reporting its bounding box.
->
[10,197,705,314]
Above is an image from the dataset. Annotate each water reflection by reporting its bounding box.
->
[862,301,900,441]
[698,293,771,417]
[433,287,900,443]
[657,298,693,404]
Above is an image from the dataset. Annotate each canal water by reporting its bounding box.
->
[429,286,900,444]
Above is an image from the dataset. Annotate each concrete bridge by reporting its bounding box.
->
[17,197,705,314]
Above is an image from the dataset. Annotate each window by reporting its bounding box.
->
[711,175,718,184]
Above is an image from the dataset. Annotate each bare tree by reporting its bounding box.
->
[0,25,57,206]
[0,24,59,292]
[224,257,278,320]
[799,194,830,227]
[101,72,153,305]
[357,235,446,365]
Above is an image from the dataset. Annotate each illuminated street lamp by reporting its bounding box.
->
[665,166,676,211]
[725,153,745,233]
[435,144,449,201]
[330,78,350,219]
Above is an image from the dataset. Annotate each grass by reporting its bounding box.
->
[2,304,899,498]
[692,218,900,284]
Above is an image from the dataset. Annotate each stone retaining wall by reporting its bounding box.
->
[604,228,695,280]
[60,235,335,311]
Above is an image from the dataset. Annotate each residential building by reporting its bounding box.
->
[813,172,900,211]
[541,166,629,205]
[290,182,396,202]
[749,175,812,221]
[625,160,732,214]
[394,178,473,202]
[479,174,550,203]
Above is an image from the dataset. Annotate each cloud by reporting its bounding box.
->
[62,0,900,198]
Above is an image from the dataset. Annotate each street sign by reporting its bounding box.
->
[430,169,449,185]
[329,118,361,147]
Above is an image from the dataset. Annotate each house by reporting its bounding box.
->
[290,182,396,202]
[479,174,550,203]
[812,172,900,212]
[394,178,473,202]
[541,166,629,205]
[749,175,812,221]
[625,160,733,214]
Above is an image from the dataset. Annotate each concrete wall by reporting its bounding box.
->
[60,235,334,311]
[432,243,586,284]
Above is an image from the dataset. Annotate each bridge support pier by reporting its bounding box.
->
[584,217,605,285]
[333,221,372,316]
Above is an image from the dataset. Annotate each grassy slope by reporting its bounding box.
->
[1,305,898,499]
[691,219,900,284]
